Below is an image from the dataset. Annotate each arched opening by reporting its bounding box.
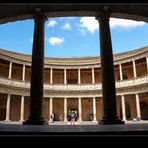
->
[140,101,148,120]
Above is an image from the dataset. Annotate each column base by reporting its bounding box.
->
[99,119,125,125]
[23,118,48,125]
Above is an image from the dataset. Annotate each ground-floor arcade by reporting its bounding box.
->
[0,92,148,123]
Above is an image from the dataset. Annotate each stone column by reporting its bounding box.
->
[133,60,137,78]
[96,12,124,124]
[93,97,97,121]
[78,68,81,84]
[78,97,82,121]
[135,94,141,118]
[64,69,67,84]
[92,68,95,84]
[20,96,24,121]
[121,95,126,121]
[146,57,148,73]
[49,97,53,122]
[23,10,48,125]
[5,94,11,121]
[50,68,53,84]
[8,62,12,79]
[64,98,67,122]
[119,64,123,80]
[22,64,25,81]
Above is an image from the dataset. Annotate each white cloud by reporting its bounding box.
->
[80,17,98,33]
[30,38,33,42]
[110,18,146,28]
[61,23,71,30]
[48,37,64,45]
[79,17,146,33]
[60,17,75,20]
[47,20,57,27]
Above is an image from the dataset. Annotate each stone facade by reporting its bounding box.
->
[0,46,148,123]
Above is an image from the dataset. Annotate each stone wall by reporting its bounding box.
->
[81,69,92,84]
[0,59,9,78]
[11,63,22,80]
[53,69,64,84]
[67,69,78,84]
[122,62,134,79]
[0,93,7,120]
[96,98,103,121]
[44,69,50,83]
[53,98,64,121]
[25,66,31,82]
[10,95,21,121]
[24,96,30,120]
[82,98,93,121]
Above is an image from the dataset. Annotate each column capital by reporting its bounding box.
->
[95,11,110,21]
[33,9,47,22]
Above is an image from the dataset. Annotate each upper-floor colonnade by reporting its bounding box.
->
[1,4,148,125]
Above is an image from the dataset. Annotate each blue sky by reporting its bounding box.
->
[0,16,148,58]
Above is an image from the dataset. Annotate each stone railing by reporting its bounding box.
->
[116,75,148,88]
[0,77,30,88]
[44,83,101,90]
[0,75,148,91]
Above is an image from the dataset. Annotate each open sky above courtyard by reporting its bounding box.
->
[0,16,148,58]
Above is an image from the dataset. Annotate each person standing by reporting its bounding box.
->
[50,113,54,122]
[60,114,63,122]
[71,112,75,125]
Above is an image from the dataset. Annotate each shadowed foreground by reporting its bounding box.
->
[0,123,148,135]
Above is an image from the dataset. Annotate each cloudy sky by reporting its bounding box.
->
[0,16,148,57]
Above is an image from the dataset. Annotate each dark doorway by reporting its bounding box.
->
[140,101,148,120]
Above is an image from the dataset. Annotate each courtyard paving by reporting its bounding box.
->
[0,120,148,135]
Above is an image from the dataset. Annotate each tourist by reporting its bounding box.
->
[71,112,75,125]
[50,113,55,122]
[60,114,63,122]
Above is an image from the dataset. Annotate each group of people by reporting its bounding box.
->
[50,112,78,124]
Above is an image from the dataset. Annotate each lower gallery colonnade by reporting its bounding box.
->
[0,8,148,124]
[0,93,148,122]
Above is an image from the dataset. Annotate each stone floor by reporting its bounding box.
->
[0,120,148,135]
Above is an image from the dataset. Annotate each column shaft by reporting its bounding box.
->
[119,64,123,80]
[146,57,148,73]
[64,98,67,121]
[133,60,137,78]
[23,12,47,125]
[64,69,67,84]
[92,68,95,84]
[136,94,141,118]
[22,64,25,81]
[5,94,10,121]
[121,95,126,121]
[49,97,53,121]
[96,12,124,124]
[78,69,81,84]
[93,97,97,121]
[8,62,12,79]
[20,96,24,121]
[78,97,82,121]
[50,68,53,84]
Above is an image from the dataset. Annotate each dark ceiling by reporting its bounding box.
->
[0,4,148,24]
